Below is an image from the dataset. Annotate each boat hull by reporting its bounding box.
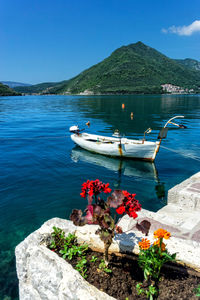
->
[71,133,160,161]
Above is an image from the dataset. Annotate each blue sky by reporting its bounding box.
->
[0,0,200,84]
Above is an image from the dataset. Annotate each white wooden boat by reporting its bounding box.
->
[70,133,160,161]
[69,116,185,162]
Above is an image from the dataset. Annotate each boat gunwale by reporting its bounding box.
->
[75,133,159,146]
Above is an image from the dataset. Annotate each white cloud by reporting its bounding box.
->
[162,20,200,36]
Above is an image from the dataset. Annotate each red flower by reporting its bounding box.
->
[122,190,130,198]
[119,191,141,219]
[103,183,112,194]
[80,180,90,198]
[88,189,94,197]
[128,210,138,218]
[80,179,112,199]
[116,205,125,214]
[80,191,86,198]
[80,179,141,220]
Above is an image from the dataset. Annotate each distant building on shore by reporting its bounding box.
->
[161,83,194,94]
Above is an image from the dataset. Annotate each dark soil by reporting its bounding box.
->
[50,247,200,300]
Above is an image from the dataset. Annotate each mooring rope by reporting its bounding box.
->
[160,145,200,162]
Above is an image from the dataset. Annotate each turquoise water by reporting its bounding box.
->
[0,94,200,299]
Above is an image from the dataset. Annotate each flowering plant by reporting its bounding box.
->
[137,228,176,298]
[70,179,141,263]
[138,229,176,281]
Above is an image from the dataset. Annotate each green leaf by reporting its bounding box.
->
[90,255,98,263]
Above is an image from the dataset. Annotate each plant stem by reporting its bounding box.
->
[104,242,111,265]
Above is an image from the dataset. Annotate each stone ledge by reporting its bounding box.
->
[168,172,200,209]
[16,216,200,300]
[15,218,115,300]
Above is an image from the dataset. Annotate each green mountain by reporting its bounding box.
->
[0,82,21,96]
[14,42,200,95]
[174,58,200,71]
[14,81,62,94]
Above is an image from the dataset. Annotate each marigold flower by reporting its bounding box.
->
[153,239,166,251]
[164,231,171,239]
[138,238,151,250]
[154,229,171,240]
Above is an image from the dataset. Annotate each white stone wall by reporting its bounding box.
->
[15,218,115,300]
[168,172,200,209]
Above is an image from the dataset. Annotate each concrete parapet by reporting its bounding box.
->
[168,172,200,209]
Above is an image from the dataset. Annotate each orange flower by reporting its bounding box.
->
[154,229,171,240]
[138,238,151,250]
[164,231,171,239]
[153,239,166,251]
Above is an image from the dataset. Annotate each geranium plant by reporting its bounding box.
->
[70,179,141,264]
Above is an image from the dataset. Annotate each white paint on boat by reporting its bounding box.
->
[71,133,160,161]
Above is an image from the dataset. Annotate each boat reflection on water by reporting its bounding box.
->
[71,147,165,199]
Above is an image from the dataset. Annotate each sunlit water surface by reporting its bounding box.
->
[0,94,200,299]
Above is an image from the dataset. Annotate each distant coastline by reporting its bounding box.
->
[0,82,21,96]
[19,84,199,97]
[10,42,200,97]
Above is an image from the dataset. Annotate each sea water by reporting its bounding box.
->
[0,94,200,299]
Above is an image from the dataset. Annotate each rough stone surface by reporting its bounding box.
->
[15,218,115,300]
[168,171,200,209]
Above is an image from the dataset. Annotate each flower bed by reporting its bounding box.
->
[15,217,200,300]
[47,227,200,300]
